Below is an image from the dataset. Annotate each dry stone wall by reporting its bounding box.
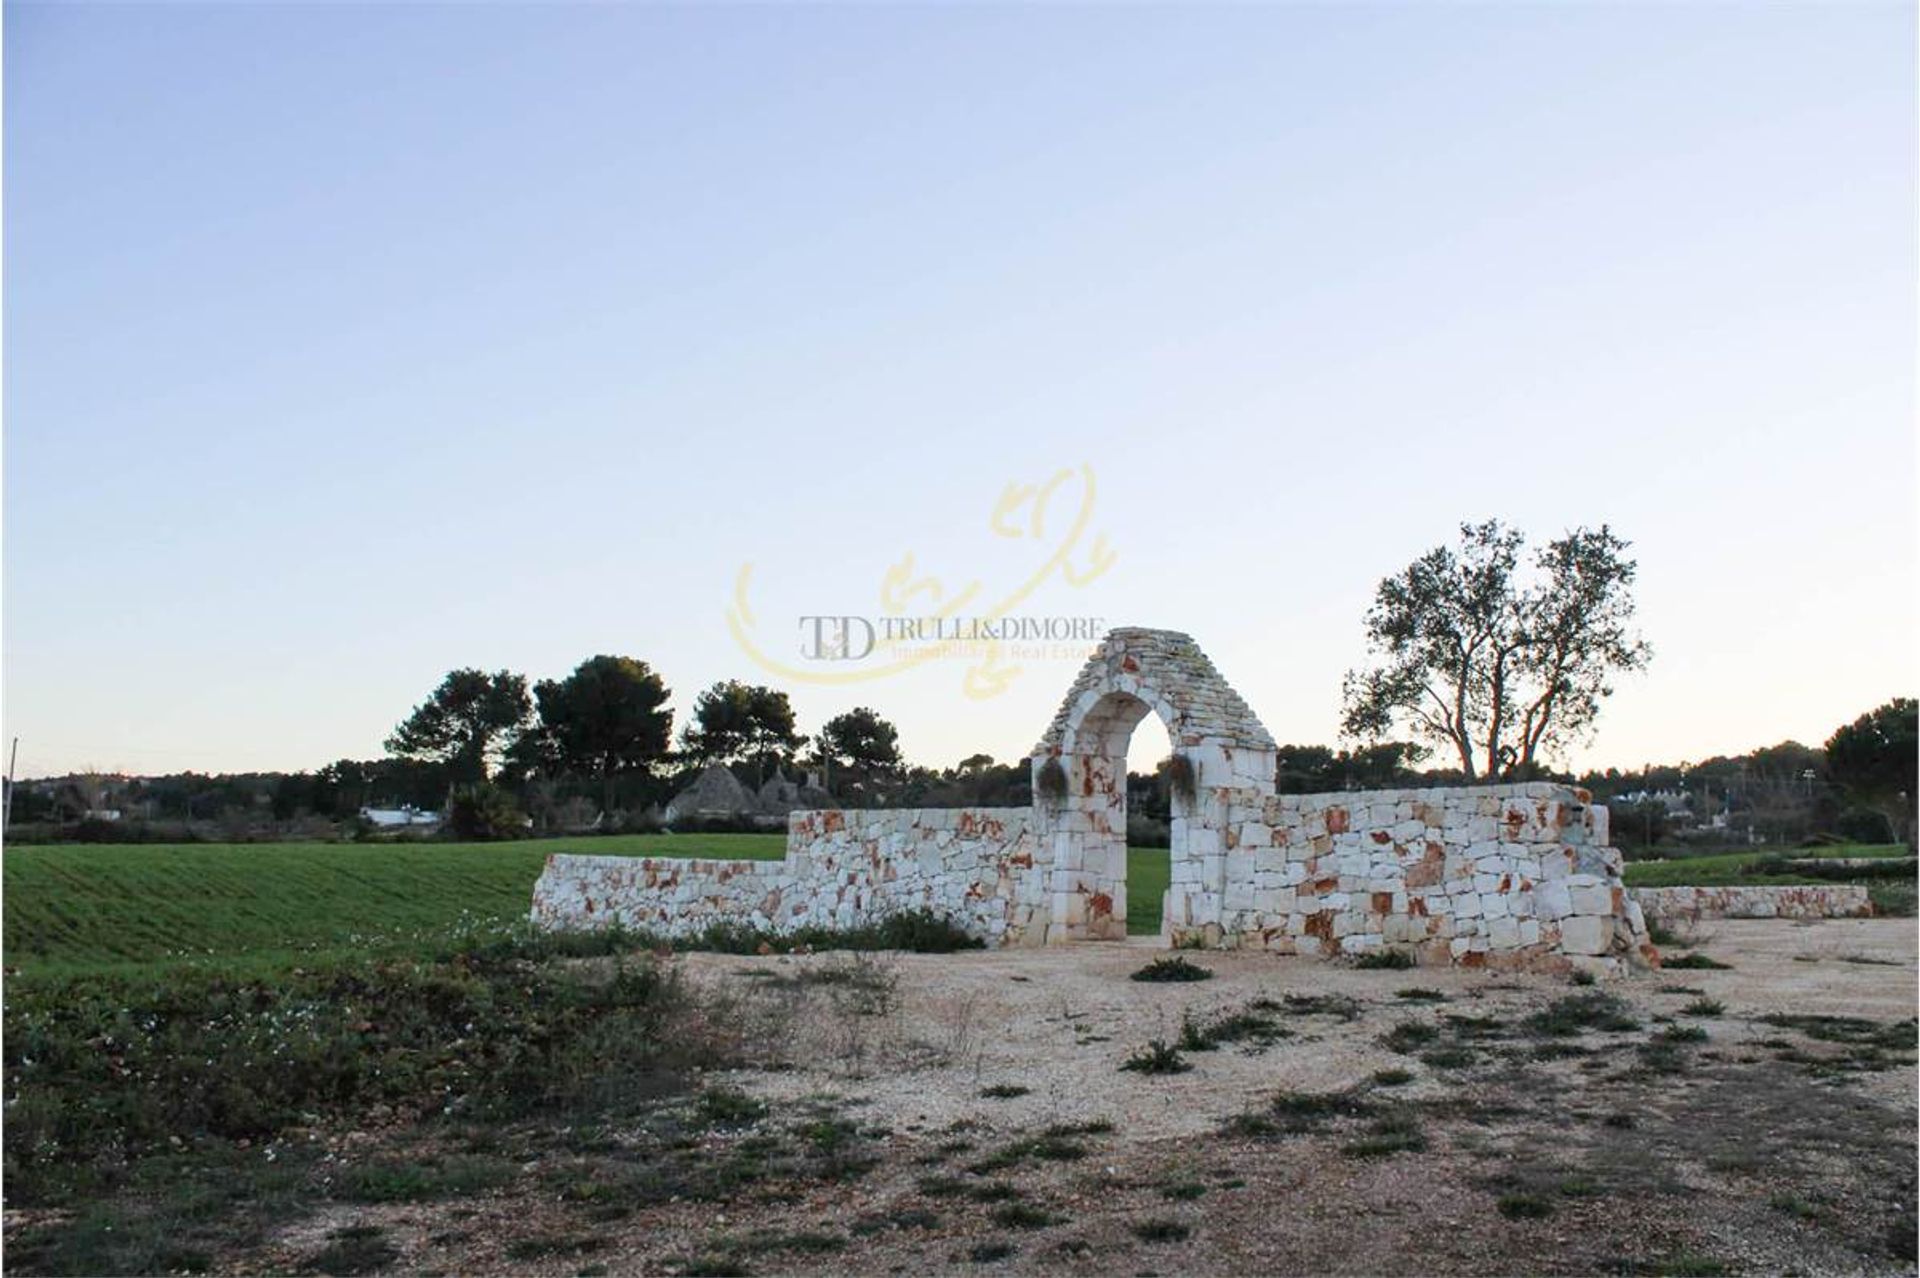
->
[530,808,1050,945]
[1630,884,1874,924]
[1187,782,1653,971]
[532,627,1655,970]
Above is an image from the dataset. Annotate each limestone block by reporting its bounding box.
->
[1567,883,1613,916]
[1559,915,1609,955]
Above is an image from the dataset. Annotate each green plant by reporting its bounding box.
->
[969,1241,1017,1262]
[1353,949,1415,970]
[1497,1193,1555,1219]
[1419,1046,1477,1069]
[979,1084,1030,1100]
[1371,1068,1415,1087]
[697,1088,769,1127]
[1394,987,1447,1002]
[1525,992,1638,1037]
[1120,1040,1191,1075]
[1382,1021,1440,1053]
[1035,758,1068,803]
[1165,754,1198,802]
[1131,1218,1192,1242]
[1130,956,1212,983]
[989,1202,1061,1229]
[1342,1109,1427,1157]
[1662,953,1731,971]
[1681,998,1723,1018]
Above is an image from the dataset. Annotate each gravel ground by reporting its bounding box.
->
[244,919,1917,1276]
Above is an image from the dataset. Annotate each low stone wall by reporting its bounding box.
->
[1187,782,1649,969]
[1630,884,1875,924]
[531,782,1650,969]
[529,808,1047,944]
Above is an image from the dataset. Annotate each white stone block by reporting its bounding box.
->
[1559,915,1609,955]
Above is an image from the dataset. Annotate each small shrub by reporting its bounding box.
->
[1769,1194,1823,1221]
[1681,998,1723,1018]
[698,1088,768,1128]
[1353,949,1416,970]
[1497,1193,1555,1219]
[1569,969,1596,987]
[1869,881,1917,917]
[1419,1046,1477,1070]
[1525,992,1638,1037]
[979,1084,1030,1100]
[1131,956,1212,983]
[969,1241,1017,1262]
[1662,953,1731,971]
[1342,1109,1427,1157]
[1160,1181,1206,1201]
[1395,987,1448,1002]
[989,1202,1061,1230]
[1383,1021,1440,1053]
[1120,1040,1191,1075]
[1131,1218,1192,1243]
[1371,1067,1415,1087]
[1035,758,1068,803]
[1279,993,1362,1021]
[1165,754,1197,802]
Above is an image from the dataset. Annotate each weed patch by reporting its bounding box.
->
[1353,949,1415,970]
[1662,953,1731,971]
[1132,1218,1193,1242]
[1131,956,1212,983]
[1120,1039,1191,1075]
[1525,992,1638,1037]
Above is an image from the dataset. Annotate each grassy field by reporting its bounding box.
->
[4,836,1177,976]
[1620,844,1909,887]
[23,837,1902,979]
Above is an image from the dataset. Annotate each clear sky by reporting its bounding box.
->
[4,2,1913,781]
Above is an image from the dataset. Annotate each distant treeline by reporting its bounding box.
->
[7,731,1903,853]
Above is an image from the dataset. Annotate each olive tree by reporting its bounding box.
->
[1341,520,1650,779]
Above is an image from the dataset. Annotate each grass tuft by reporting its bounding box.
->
[1130,956,1213,983]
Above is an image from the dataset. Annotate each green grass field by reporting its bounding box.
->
[24,837,1899,979]
[1620,844,1909,887]
[4,836,1177,977]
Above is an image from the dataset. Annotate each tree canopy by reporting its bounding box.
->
[680,681,803,778]
[385,668,531,783]
[814,707,903,780]
[1341,521,1650,779]
[529,656,674,805]
[1825,697,1916,849]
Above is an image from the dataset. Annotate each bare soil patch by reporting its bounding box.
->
[15,921,1917,1276]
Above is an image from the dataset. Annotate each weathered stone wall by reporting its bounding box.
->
[1176,782,1650,971]
[530,628,1652,968]
[1630,884,1874,924]
[530,808,1049,944]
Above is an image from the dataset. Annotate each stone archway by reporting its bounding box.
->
[1030,628,1276,942]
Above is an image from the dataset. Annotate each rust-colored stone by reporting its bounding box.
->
[1371,892,1394,913]
[1089,891,1114,920]
[1327,806,1350,834]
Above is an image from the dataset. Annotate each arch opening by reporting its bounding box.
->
[1030,627,1277,944]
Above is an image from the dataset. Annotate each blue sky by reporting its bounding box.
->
[5,2,1913,779]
